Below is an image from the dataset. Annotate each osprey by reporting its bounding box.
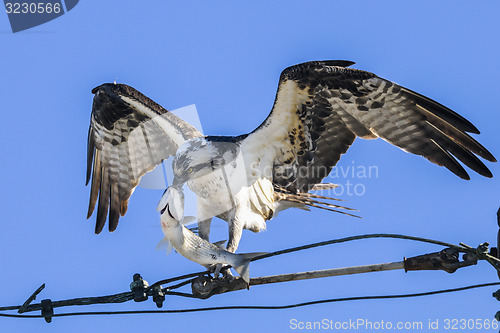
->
[86,60,495,256]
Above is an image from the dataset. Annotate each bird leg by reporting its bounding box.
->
[197,218,212,241]
[198,218,235,280]
[206,218,243,281]
[216,218,244,281]
[219,265,234,281]
[226,218,243,253]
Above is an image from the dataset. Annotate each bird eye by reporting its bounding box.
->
[187,167,193,173]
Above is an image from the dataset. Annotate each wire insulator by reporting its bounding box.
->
[152,285,165,308]
[41,299,53,323]
[130,273,149,302]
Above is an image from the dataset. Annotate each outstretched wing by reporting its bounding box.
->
[87,83,202,233]
[243,61,495,193]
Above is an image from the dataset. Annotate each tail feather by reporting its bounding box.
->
[310,183,338,191]
[284,197,360,218]
[233,252,267,284]
[287,195,357,211]
[300,192,344,202]
[274,183,360,218]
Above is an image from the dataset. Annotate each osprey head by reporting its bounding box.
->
[171,137,239,186]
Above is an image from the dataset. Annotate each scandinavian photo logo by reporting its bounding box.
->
[4,0,79,33]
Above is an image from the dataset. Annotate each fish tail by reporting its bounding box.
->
[233,252,267,284]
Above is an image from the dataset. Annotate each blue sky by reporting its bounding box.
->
[1,1,500,332]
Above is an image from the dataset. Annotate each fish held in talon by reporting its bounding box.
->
[157,186,267,284]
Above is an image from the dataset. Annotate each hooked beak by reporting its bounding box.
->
[172,176,186,188]
[157,186,185,221]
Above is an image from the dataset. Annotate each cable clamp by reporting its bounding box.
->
[130,273,149,302]
[41,299,53,323]
[152,285,165,308]
[404,248,477,273]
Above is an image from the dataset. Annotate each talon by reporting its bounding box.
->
[213,264,223,278]
[221,266,235,282]
[206,264,218,277]
[206,264,234,281]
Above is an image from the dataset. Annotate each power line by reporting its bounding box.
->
[1,281,500,319]
[1,233,499,322]
[249,233,500,270]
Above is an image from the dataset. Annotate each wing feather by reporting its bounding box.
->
[96,166,110,234]
[415,103,495,161]
[243,61,495,193]
[109,182,120,232]
[427,139,468,180]
[87,148,101,219]
[426,122,492,178]
[87,83,202,233]
[402,87,480,134]
[86,127,95,185]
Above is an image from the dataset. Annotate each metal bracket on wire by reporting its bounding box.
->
[192,246,481,298]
